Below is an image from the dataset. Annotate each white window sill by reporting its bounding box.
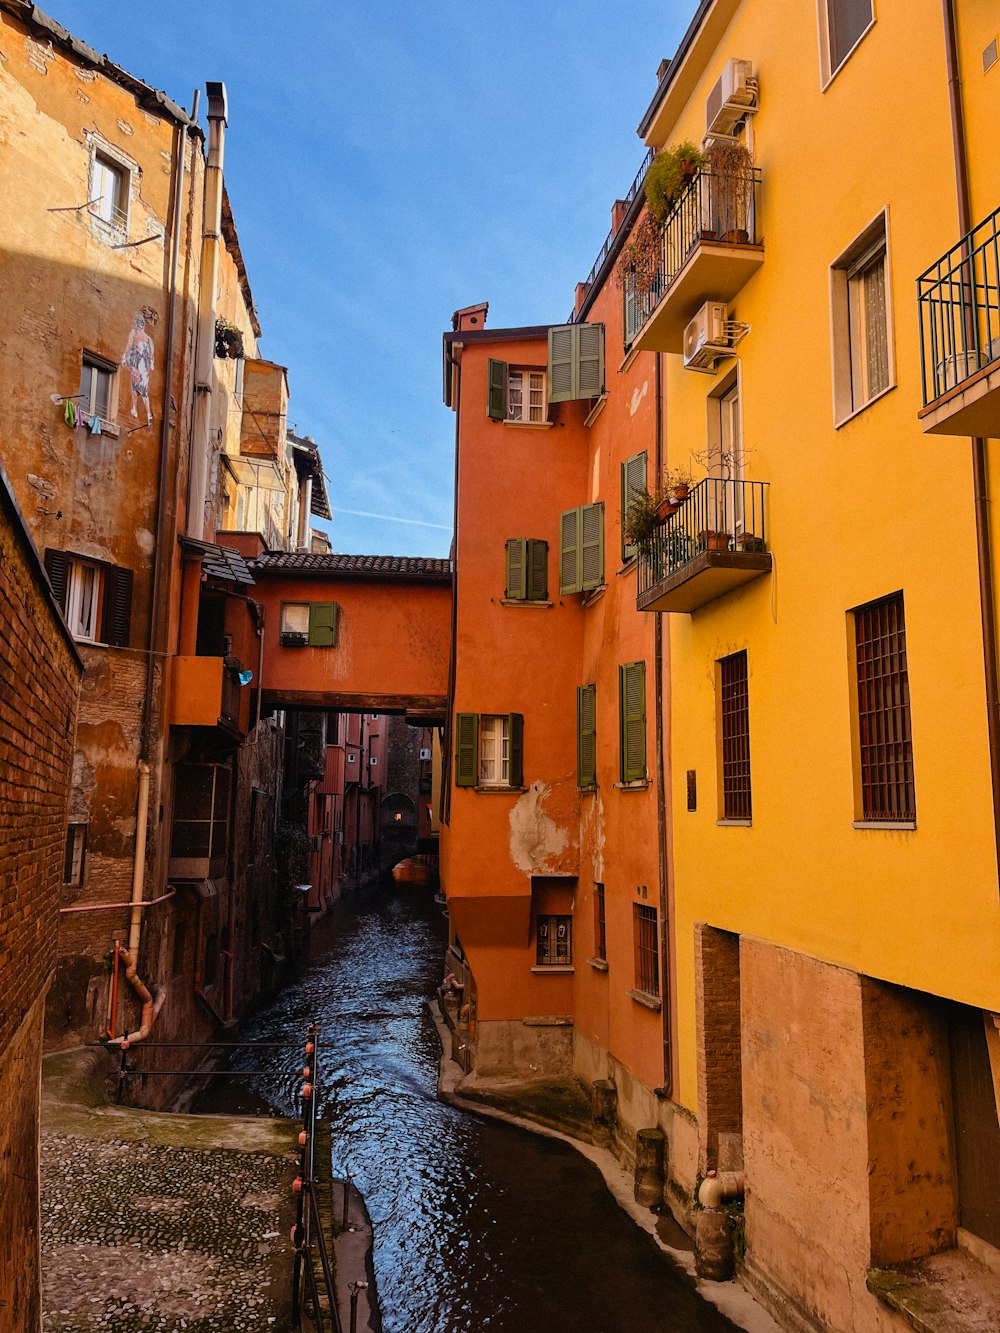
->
[617,556,637,576]
[584,394,608,428]
[619,345,643,374]
[473,784,527,795]
[834,381,896,430]
[531,965,574,975]
[588,957,609,973]
[716,819,752,827]
[500,598,553,609]
[503,420,553,429]
[614,780,649,792]
[853,820,916,832]
[627,987,661,1012]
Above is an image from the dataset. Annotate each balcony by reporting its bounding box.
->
[636,478,770,614]
[169,655,248,734]
[625,167,764,354]
[918,205,1000,436]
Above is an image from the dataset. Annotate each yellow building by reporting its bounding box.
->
[621,0,1000,1326]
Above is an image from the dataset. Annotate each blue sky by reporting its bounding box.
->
[48,2,690,556]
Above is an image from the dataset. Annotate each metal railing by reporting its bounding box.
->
[568,149,655,321]
[637,477,768,598]
[918,204,1000,406]
[292,1024,344,1333]
[624,166,763,347]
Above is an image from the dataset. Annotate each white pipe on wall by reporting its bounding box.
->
[127,761,151,955]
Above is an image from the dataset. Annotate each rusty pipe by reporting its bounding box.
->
[60,889,176,915]
[698,1170,745,1209]
[106,946,166,1045]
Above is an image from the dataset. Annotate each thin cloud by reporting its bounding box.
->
[332,507,452,531]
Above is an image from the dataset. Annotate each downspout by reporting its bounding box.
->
[653,350,672,1097]
[942,0,1000,882]
[297,475,313,550]
[443,346,461,824]
[106,947,166,1045]
[254,600,265,729]
[186,83,228,542]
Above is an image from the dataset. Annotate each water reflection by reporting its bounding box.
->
[197,879,738,1333]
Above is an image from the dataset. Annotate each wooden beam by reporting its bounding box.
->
[259,690,447,715]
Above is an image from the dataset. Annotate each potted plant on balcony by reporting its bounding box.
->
[214,317,244,360]
[666,466,694,503]
[616,212,663,299]
[644,141,705,226]
[704,138,754,243]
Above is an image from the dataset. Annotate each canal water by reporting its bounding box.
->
[197,878,740,1333]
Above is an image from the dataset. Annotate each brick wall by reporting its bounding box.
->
[0,471,82,1330]
[694,923,743,1171]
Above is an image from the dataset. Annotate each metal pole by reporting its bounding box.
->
[342,1170,357,1230]
[349,1281,368,1333]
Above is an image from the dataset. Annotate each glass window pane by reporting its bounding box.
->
[829,0,873,71]
[863,254,889,396]
[282,603,310,633]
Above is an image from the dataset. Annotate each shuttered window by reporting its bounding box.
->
[505,538,548,601]
[548,323,605,402]
[487,358,509,420]
[455,712,523,788]
[577,683,597,787]
[621,451,648,561]
[559,502,604,595]
[308,601,339,647]
[44,548,133,647]
[619,661,647,783]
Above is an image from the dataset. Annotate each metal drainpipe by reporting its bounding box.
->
[653,350,672,1098]
[254,600,265,729]
[186,82,228,541]
[942,0,1000,883]
[443,347,461,825]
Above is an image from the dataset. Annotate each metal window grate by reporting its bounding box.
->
[855,592,915,821]
[633,904,659,997]
[536,914,572,967]
[594,883,606,962]
[720,651,752,820]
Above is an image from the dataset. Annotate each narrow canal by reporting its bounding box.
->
[197,878,741,1333]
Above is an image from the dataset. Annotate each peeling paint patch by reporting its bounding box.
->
[134,527,155,556]
[25,37,54,74]
[115,118,133,136]
[74,67,97,83]
[509,781,569,874]
[581,790,606,880]
[26,472,56,499]
[19,307,58,343]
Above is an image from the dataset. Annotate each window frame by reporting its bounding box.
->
[559,502,605,595]
[279,600,339,648]
[621,450,648,562]
[830,210,894,426]
[593,883,607,963]
[633,903,660,998]
[454,712,524,789]
[89,147,130,232]
[505,537,548,602]
[478,714,510,787]
[536,913,573,967]
[63,822,87,886]
[65,557,101,642]
[848,590,916,826]
[80,352,117,423]
[507,367,548,424]
[619,661,647,785]
[718,649,752,822]
[818,0,875,88]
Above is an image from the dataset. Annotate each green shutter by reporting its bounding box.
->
[581,502,604,591]
[487,358,508,420]
[506,538,527,600]
[308,601,338,647]
[577,322,605,398]
[621,451,648,561]
[526,539,548,601]
[455,713,478,787]
[559,508,581,594]
[577,684,597,787]
[507,713,524,788]
[619,661,646,783]
[547,323,605,403]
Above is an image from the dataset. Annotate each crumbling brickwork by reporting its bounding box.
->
[0,471,82,1330]
[694,923,742,1171]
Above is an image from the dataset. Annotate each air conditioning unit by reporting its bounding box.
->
[419,748,432,761]
[706,58,757,137]
[683,301,729,371]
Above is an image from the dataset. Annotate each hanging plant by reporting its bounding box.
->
[644,140,705,226]
[214,317,245,360]
[615,212,663,298]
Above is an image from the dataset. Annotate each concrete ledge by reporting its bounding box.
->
[867,1251,1000,1333]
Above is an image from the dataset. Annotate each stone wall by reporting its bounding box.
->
[0,470,82,1331]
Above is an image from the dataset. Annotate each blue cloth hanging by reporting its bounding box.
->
[238,669,254,687]
[89,415,102,436]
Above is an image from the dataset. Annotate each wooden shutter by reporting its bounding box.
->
[505,538,527,600]
[577,322,605,399]
[548,323,605,402]
[487,359,508,420]
[308,602,339,647]
[581,502,604,591]
[507,712,524,787]
[559,508,581,594]
[526,539,548,601]
[455,713,478,787]
[621,451,648,560]
[101,565,133,647]
[44,548,69,611]
[619,661,646,783]
[577,683,597,787]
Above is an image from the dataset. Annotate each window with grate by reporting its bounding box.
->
[633,904,659,996]
[853,591,915,821]
[63,823,87,886]
[594,883,606,962]
[536,914,572,966]
[720,650,752,820]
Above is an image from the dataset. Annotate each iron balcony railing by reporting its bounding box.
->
[918,204,1000,405]
[637,477,768,598]
[624,166,763,347]
[568,149,655,322]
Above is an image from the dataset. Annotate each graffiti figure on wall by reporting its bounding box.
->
[121,312,154,428]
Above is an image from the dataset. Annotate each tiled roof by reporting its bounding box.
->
[251,552,451,581]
